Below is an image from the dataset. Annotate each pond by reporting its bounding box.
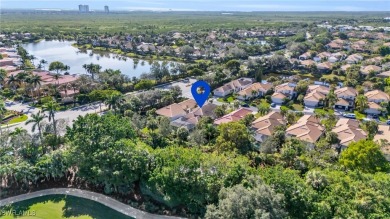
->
[22,40,175,78]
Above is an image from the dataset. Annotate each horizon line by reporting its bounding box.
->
[1,8,390,12]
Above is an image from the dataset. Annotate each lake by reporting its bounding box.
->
[23,40,172,78]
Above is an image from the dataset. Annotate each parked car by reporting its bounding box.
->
[241,103,249,107]
[386,120,390,125]
[270,103,276,108]
[343,113,356,119]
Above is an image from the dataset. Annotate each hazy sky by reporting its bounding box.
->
[1,0,390,11]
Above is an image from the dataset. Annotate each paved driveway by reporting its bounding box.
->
[156,78,197,99]
[4,101,107,134]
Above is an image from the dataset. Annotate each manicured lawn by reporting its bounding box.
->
[320,74,345,81]
[217,95,235,103]
[379,116,388,122]
[292,104,304,111]
[0,195,133,219]
[353,111,366,120]
[251,98,269,106]
[314,108,334,115]
[6,115,28,125]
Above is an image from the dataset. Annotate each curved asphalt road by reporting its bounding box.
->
[0,188,186,219]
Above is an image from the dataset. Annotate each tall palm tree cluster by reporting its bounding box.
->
[5,71,43,101]
[82,63,102,80]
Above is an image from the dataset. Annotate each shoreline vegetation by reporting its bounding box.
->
[72,43,187,63]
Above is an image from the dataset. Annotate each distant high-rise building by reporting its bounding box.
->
[104,6,109,13]
[78,4,89,13]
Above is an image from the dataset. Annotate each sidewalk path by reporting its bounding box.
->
[0,188,186,219]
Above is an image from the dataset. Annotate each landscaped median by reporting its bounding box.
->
[0,114,28,129]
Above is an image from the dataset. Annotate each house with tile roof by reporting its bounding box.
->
[378,71,390,78]
[335,87,358,101]
[334,87,358,110]
[304,90,326,107]
[271,82,296,104]
[171,102,217,129]
[236,82,273,100]
[271,92,287,104]
[156,99,197,121]
[360,65,382,75]
[214,108,253,125]
[365,90,390,104]
[251,112,285,142]
[332,118,367,148]
[300,60,316,67]
[286,115,325,145]
[213,77,254,97]
[299,51,313,60]
[316,62,333,73]
[364,101,383,115]
[345,54,363,64]
[307,85,330,95]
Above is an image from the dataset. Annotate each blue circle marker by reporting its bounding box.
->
[191,80,211,108]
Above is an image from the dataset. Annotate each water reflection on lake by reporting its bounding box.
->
[23,40,174,78]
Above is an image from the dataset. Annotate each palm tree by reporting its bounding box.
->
[105,93,124,114]
[7,74,19,92]
[355,95,368,113]
[40,59,48,70]
[0,69,6,87]
[251,90,258,99]
[82,63,101,80]
[25,111,46,141]
[69,82,79,107]
[10,127,28,158]
[325,88,338,109]
[28,74,42,101]
[52,74,63,95]
[43,100,60,137]
[0,100,6,134]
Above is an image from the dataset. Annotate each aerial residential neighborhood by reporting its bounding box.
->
[1,2,390,219]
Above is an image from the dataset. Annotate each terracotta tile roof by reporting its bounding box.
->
[251,112,285,136]
[317,52,332,58]
[332,118,367,147]
[346,54,363,63]
[286,115,324,143]
[365,56,383,64]
[0,65,17,72]
[365,90,390,102]
[307,85,330,95]
[378,71,390,78]
[214,78,253,93]
[304,90,326,102]
[367,101,382,110]
[275,83,295,92]
[156,99,197,119]
[237,82,273,97]
[340,64,352,71]
[300,60,316,66]
[271,92,287,99]
[317,62,333,70]
[214,108,253,125]
[335,87,358,97]
[360,65,382,75]
[336,98,350,106]
[374,125,390,144]
[192,103,218,118]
